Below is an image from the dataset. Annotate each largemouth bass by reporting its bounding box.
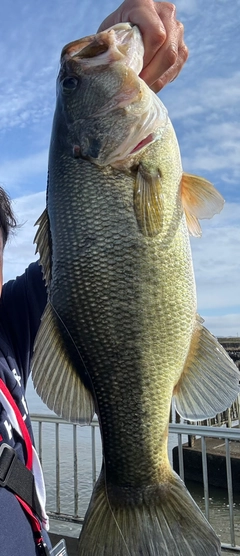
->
[32,24,239,556]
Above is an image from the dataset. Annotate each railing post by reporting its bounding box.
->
[56,422,60,514]
[73,424,78,517]
[91,424,96,487]
[201,436,209,521]
[178,433,184,481]
[38,420,42,465]
[225,438,235,547]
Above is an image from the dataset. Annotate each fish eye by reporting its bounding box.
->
[62,76,79,93]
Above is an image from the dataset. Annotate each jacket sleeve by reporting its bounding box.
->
[0,261,47,387]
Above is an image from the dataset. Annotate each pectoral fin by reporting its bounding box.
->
[181,173,224,237]
[173,315,240,420]
[134,163,163,237]
[32,302,95,424]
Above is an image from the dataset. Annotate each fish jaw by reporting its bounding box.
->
[56,24,168,167]
[61,23,144,75]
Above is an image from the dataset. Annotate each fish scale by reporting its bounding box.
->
[47,137,194,490]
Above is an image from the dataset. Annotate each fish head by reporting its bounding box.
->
[54,23,168,166]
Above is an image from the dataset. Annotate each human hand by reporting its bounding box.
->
[98,0,188,93]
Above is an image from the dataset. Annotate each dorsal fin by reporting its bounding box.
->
[181,173,224,237]
[34,208,51,286]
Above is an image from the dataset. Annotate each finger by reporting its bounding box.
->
[149,44,189,93]
[140,40,178,86]
[133,2,176,68]
[140,18,188,88]
[136,9,167,69]
[143,1,179,69]
[98,1,168,68]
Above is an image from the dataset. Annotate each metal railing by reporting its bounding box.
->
[31,414,240,552]
[171,423,240,552]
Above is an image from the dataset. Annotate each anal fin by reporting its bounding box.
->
[174,315,240,420]
[31,302,95,424]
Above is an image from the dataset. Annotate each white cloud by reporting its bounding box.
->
[174,0,198,14]
[191,203,240,316]
[164,72,240,123]
[0,54,55,133]
[160,71,240,187]
[203,314,240,339]
[0,0,116,134]
[3,191,46,282]
[182,145,240,175]
[0,150,48,193]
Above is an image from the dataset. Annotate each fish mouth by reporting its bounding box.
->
[61,23,144,75]
[59,24,168,167]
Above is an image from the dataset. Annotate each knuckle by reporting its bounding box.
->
[176,20,185,36]
[150,79,162,94]
[166,46,178,67]
[151,27,167,49]
[164,3,177,17]
[155,2,176,19]
[157,27,167,44]
[179,44,189,62]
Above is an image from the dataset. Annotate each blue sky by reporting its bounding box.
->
[1,0,239,337]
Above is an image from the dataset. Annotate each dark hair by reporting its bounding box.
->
[0,186,17,247]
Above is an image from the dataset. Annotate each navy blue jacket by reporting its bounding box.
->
[0,261,51,554]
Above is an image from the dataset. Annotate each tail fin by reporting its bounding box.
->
[78,469,221,555]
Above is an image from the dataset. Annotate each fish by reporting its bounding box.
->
[32,23,240,556]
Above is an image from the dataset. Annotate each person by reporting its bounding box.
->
[0,188,50,555]
[0,2,188,554]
